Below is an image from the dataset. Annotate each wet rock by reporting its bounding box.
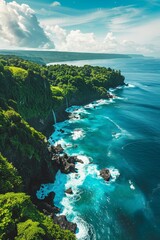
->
[53,153,78,174]
[60,129,65,133]
[67,156,77,164]
[53,215,77,233]
[76,158,84,164]
[65,188,73,195]
[48,144,64,154]
[36,192,60,216]
[37,201,60,215]
[61,162,77,174]
[100,168,111,181]
[45,192,55,205]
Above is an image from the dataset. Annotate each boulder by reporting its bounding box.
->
[37,201,60,215]
[100,168,111,181]
[65,188,73,195]
[75,158,84,164]
[53,215,77,233]
[45,192,55,205]
[48,144,64,154]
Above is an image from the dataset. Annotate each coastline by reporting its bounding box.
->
[36,96,122,238]
[0,55,126,239]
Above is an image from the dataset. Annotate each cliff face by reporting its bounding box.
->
[0,108,55,194]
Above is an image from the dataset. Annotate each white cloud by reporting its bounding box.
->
[44,24,155,55]
[40,4,160,56]
[65,30,98,52]
[51,1,61,7]
[44,25,98,52]
[103,32,118,51]
[44,25,67,50]
[0,0,54,49]
[0,1,159,56]
[45,25,97,52]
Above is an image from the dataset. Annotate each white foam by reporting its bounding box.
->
[71,128,85,140]
[69,113,81,122]
[84,98,114,110]
[109,88,116,92]
[129,180,135,190]
[107,151,112,157]
[115,86,124,90]
[66,106,89,115]
[66,106,90,123]
[125,83,135,88]
[75,216,96,240]
[65,155,90,191]
[105,116,131,138]
[84,103,95,109]
[57,155,101,218]
[87,164,100,179]
[66,106,81,113]
[110,167,120,182]
[112,132,122,139]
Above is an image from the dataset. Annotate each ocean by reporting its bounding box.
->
[37,56,160,240]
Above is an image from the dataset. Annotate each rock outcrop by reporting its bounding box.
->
[53,215,77,233]
[49,146,83,174]
[100,168,111,181]
[65,188,73,195]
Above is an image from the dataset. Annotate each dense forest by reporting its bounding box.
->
[0,55,125,239]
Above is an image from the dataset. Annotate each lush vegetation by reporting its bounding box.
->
[0,192,75,240]
[0,55,125,239]
[0,107,53,193]
[0,153,22,194]
[0,55,124,120]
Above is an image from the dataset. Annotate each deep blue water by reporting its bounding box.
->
[37,56,160,240]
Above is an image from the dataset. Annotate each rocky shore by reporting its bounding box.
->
[35,142,111,233]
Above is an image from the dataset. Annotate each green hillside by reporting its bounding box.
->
[0,55,125,239]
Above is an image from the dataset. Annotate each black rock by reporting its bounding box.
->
[100,168,111,181]
[65,187,73,195]
[53,215,77,233]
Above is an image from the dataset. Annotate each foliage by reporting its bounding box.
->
[8,66,28,80]
[50,85,64,108]
[0,55,125,121]
[0,153,22,193]
[0,107,50,192]
[0,192,76,240]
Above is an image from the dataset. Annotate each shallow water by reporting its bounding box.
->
[37,56,160,240]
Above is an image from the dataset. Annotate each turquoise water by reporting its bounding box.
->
[37,56,160,240]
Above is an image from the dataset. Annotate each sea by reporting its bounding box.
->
[37,56,160,240]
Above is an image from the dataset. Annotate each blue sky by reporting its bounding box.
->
[1,0,160,56]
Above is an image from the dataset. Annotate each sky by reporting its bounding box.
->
[0,0,160,56]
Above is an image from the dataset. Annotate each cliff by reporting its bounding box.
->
[0,55,125,239]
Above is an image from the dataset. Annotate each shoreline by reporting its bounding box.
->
[36,96,122,237]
